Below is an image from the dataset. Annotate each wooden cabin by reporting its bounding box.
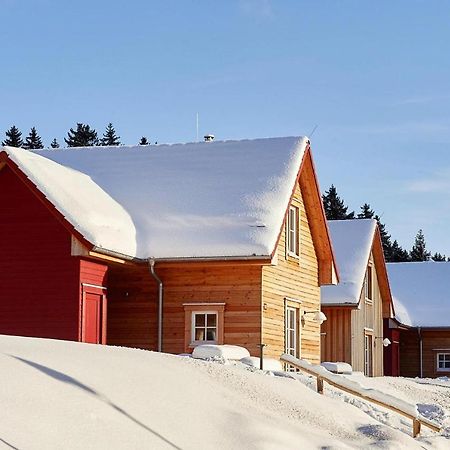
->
[386,262,450,378]
[320,219,393,376]
[0,136,337,363]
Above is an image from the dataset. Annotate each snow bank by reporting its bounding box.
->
[321,219,377,305]
[0,335,435,449]
[2,136,309,259]
[387,261,450,327]
[192,344,250,360]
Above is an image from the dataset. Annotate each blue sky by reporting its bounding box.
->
[2,0,450,255]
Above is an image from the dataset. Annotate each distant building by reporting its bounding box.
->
[321,219,394,377]
[386,262,450,378]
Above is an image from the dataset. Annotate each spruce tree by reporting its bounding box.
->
[139,136,149,145]
[322,185,355,220]
[50,138,60,149]
[432,252,446,262]
[23,127,44,149]
[65,123,98,147]
[410,229,431,261]
[2,125,23,147]
[374,215,393,260]
[100,123,121,146]
[390,240,410,262]
[357,203,375,219]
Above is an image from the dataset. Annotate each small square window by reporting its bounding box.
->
[192,312,218,344]
[437,353,450,371]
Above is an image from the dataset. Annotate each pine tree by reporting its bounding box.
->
[50,138,60,149]
[390,240,410,262]
[357,203,375,219]
[65,123,98,147]
[2,125,23,147]
[410,229,431,262]
[139,136,149,145]
[322,185,355,220]
[100,123,120,146]
[23,127,44,149]
[432,252,446,262]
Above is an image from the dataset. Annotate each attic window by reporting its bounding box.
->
[437,353,450,371]
[365,265,373,302]
[287,206,299,257]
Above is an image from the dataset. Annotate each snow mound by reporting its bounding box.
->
[192,344,250,360]
[321,361,353,374]
[240,356,283,372]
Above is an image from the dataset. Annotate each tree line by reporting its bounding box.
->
[1,123,153,149]
[322,185,445,263]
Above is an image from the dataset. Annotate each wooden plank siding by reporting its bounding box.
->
[106,263,158,350]
[0,164,80,340]
[158,264,262,356]
[320,307,352,363]
[400,328,450,378]
[262,181,321,363]
[350,252,384,376]
[321,252,385,376]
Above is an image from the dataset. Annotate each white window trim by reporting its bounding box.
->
[437,353,450,372]
[191,311,218,345]
[287,205,300,258]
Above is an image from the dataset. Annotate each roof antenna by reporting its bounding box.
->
[196,113,199,142]
[309,124,318,138]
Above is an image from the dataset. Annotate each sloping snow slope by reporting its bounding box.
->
[0,335,436,449]
[2,136,309,259]
[321,219,376,305]
[387,261,450,327]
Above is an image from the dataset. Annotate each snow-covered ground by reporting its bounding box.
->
[0,335,448,449]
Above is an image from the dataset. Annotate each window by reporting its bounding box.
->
[437,353,450,371]
[285,305,301,371]
[287,206,299,257]
[183,303,225,350]
[365,265,373,302]
[364,334,373,376]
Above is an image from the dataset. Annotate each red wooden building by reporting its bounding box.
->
[0,137,337,360]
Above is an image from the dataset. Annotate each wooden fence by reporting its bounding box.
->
[280,354,441,438]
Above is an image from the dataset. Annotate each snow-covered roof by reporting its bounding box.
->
[1,136,310,259]
[387,262,450,328]
[321,219,377,305]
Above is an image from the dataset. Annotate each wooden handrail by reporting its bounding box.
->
[280,354,441,438]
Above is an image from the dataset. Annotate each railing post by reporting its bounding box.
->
[258,343,267,370]
[413,419,421,438]
[317,376,324,394]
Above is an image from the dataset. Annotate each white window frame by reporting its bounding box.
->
[285,305,301,371]
[364,265,373,303]
[191,311,218,345]
[287,206,299,258]
[437,353,450,372]
[364,333,373,376]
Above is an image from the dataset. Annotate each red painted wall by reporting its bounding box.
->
[0,165,81,340]
[383,319,400,376]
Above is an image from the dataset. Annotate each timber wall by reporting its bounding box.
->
[0,165,80,340]
[262,182,321,363]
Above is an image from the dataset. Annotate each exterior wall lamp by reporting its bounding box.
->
[375,337,391,347]
[303,310,327,325]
